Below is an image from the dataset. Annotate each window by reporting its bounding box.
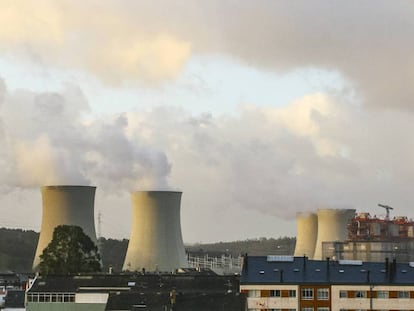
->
[355,291,366,298]
[289,290,296,297]
[317,288,329,300]
[317,308,329,311]
[398,291,409,298]
[270,290,281,297]
[376,291,388,299]
[339,290,347,298]
[248,290,260,297]
[302,308,314,311]
[302,288,314,300]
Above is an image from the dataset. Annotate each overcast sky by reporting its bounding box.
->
[0,1,414,243]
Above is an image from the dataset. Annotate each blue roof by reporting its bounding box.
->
[240,256,414,285]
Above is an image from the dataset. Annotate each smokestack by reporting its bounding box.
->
[294,212,318,258]
[313,208,355,260]
[123,191,188,272]
[33,185,98,271]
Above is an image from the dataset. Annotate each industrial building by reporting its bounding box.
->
[322,211,414,262]
[123,191,188,272]
[26,271,245,311]
[294,207,414,262]
[240,255,414,311]
[293,209,356,260]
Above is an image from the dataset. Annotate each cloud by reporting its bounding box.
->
[0,1,191,84]
[1,76,414,240]
[0,1,413,110]
[0,79,171,190]
[121,93,414,226]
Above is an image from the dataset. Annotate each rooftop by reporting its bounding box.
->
[241,256,414,285]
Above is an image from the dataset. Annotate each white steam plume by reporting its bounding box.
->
[0,78,171,191]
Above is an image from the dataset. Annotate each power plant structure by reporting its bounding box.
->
[293,208,356,260]
[32,185,98,271]
[313,208,356,260]
[123,191,188,272]
[294,205,414,262]
[324,208,414,262]
[293,212,318,258]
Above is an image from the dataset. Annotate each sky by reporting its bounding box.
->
[0,1,414,243]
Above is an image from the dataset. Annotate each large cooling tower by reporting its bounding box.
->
[33,185,98,271]
[294,212,318,258]
[313,208,355,260]
[123,191,188,272]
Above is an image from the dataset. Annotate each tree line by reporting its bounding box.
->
[0,227,295,273]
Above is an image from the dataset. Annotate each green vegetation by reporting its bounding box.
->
[0,227,295,272]
[185,236,296,257]
[39,225,101,275]
[0,227,38,272]
[99,237,128,272]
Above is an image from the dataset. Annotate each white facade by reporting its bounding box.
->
[332,285,413,311]
[75,293,109,304]
[240,284,298,310]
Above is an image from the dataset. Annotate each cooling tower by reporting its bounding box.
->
[293,212,318,258]
[123,191,188,272]
[313,208,355,260]
[33,185,98,271]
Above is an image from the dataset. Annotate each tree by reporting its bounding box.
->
[39,225,101,275]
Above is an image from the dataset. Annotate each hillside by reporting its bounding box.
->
[185,236,296,257]
[0,228,295,272]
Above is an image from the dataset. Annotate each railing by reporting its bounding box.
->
[187,254,243,274]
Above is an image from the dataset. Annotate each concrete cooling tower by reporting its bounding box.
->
[33,185,98,271]
[313,208,356,260]
[293,212,318,258]
[123,191,188,272]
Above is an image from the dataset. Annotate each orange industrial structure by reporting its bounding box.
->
[348,212,414,241]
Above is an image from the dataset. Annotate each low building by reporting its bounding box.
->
[240,255,414,311]
[0,273,27,309]
[27,270,245,311]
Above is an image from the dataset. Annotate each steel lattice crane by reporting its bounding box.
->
[378,203,393,221]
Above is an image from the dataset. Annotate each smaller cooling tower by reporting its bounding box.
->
[313,208,355,260]
[33,185,98,271]
[294,212,318,258]
[123,191,188,272]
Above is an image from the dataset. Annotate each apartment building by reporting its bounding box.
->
[240,255,414,311]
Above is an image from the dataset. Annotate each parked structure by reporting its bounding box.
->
[240,255,414,311]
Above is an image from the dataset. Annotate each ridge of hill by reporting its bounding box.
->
[0,227,295,272]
